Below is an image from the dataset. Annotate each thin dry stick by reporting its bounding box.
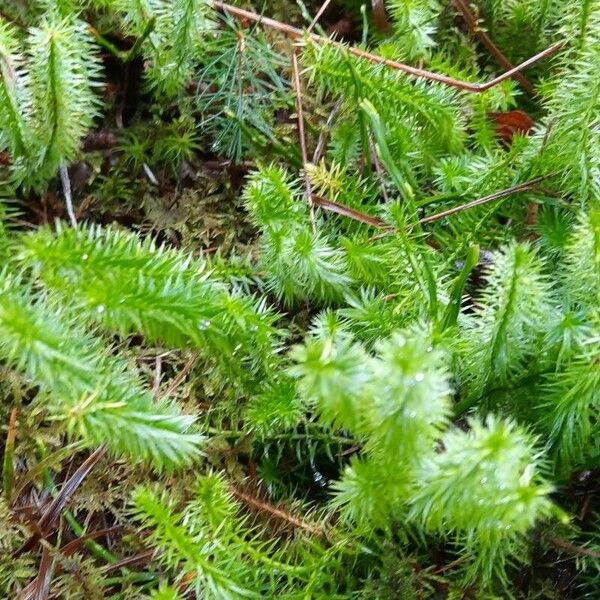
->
[161,353,198,399]
[3,408,18,502]
[308,0,333,32]
[99,549,155,574]
[231,486,324,536]
[371,0,392,33]
[15,445,108,557]
[297,0,334,217]
[369,177,546,240]
[291,47,317,232]
[312,193,388,228]
[546,535,600,560]
[212,1,563,93]
[418,175,547,225]
[312,98,343,164]
[453,0,534,94]
[311,176,548,238]
[19,546,53,600]
[369,135,390,203]
[74,195,95,220]
[59,163,77,228]
[152,355,162,398]
[7,407,18,445]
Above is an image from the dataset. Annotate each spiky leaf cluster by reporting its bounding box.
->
[412,417,556,585]
[303,40,465,181]
[132,473,335,598]
[244,165,352,305]
[292,325,452,525]
[531,1,600,200]
[17,223,281,388]
[291,321,555,582]
[0,15,101,187]
[145,0,213,98]
[459,242,553,396]
[2,0,600,596]
[388,0,442,60]
[0,269,201,469]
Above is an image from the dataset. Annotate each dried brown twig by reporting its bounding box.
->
[19,546,53,600]
[289,0,334,233]
[418,175,547,225]
[15,445,108,557]
[60,526,125,557]
[371,0,392,33]
[231,486,324,537]
[312,98,343,164]
[99,549,155,573]
[312,194,388,228]
[212,1,563,93]
[161,353,198,399]
[453,0,534,94]
[3,408,18,503]
[312,175,549,235]
[546,535,600,560]
[308,0,333,32]
[291,48,317,233]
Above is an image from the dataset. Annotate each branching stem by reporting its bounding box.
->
[212,1,563,93]
[453,0,534,94]
[312,176,550,238]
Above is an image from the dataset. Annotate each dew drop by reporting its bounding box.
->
[96,305,105,314]
[426,345,433,352]
[198,319,211,330]
[82,253,89,261]
[415,372,425,382]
